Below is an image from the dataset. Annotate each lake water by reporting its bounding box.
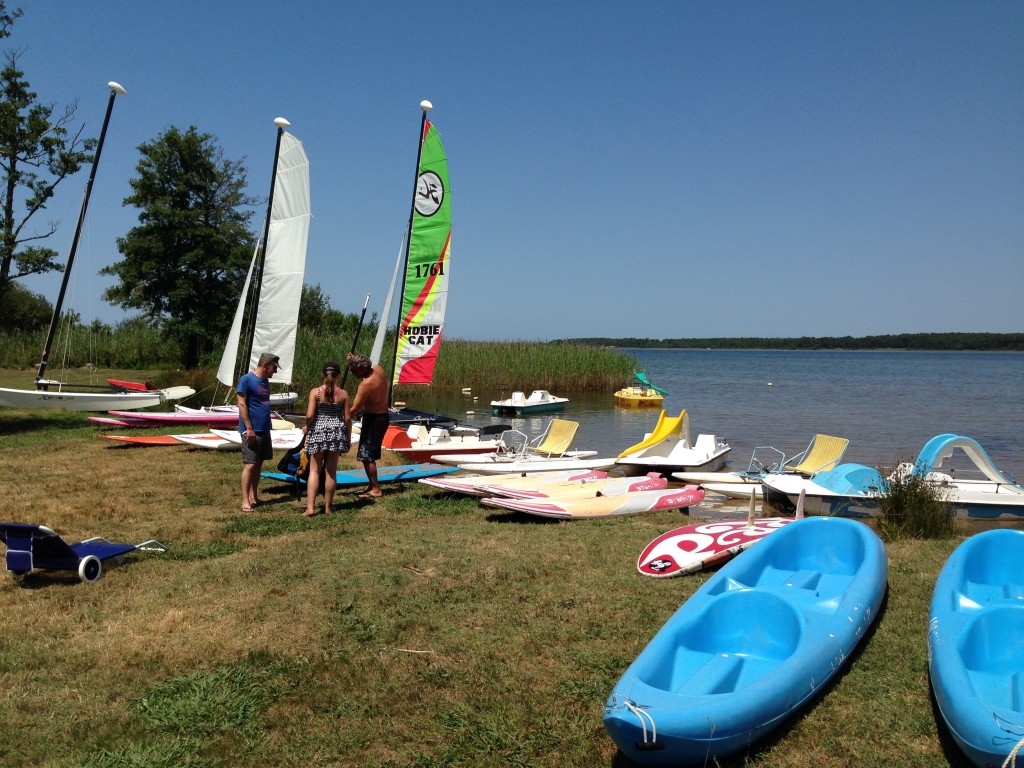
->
[421,349,1024,483]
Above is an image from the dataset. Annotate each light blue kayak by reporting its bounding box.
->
[928,529,1024,768]
[603,516,887,765]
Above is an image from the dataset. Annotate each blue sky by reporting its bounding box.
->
[10,1,1023,341]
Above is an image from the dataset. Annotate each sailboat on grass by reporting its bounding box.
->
[371,100,457,430]
[0,81,194,411]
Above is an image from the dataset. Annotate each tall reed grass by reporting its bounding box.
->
[875,462,959,540]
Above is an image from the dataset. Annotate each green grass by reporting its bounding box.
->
[0,409,981,767]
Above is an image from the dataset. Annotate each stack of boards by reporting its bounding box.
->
[420,469,704,520]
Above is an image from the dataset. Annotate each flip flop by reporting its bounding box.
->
[302,509,317,518]
[357,492,381,500]
[240,506,254,513]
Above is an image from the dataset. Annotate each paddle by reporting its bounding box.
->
[340,293,371,389]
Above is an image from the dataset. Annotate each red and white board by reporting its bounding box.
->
[481,486,704,519]
[101,434,191,446]
[637,517,794,578]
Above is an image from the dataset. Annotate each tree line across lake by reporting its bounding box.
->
[557,332,1023,352]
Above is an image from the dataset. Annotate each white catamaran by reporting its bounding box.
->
[0,81,195,411]
[215,117,310,407]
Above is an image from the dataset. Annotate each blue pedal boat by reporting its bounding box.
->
[928,529,1024,767]
[603,516,888,766]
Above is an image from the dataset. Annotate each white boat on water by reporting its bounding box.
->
[490,390,569,415]
[615,409,730,477]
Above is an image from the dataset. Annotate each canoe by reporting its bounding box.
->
[481,486,703,519]
[603,516,888,765]
[928,529,1024,768]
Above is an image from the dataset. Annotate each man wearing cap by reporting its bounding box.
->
[237,352,279,512]
[346,352,389,499]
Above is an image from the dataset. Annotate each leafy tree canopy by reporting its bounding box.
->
[101,125,256,368]
[0,4,96,292]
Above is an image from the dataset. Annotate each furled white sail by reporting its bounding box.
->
[247,132,310,384]
[216,131,310,387]
[216,244,258,387]
[369,233,405,366]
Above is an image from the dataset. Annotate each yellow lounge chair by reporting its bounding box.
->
[784,434,850,476]
[528,418,579,457]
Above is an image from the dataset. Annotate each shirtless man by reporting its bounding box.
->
[346,353,390,498]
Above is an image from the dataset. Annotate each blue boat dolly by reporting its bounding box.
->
[0,522,168,583]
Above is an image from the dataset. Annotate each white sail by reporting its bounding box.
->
[247,132,310,384]
[217,131,310,387]
[369,233,405,366]
[216,244,258,387]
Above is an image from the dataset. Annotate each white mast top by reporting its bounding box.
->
[420,100,433,113]
[107,81,127,95]
[274,117,291,128]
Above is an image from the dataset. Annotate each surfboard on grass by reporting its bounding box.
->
[480,472,667,499]
[481,486,704,519]
[262,462,459,487]
[637,517,795,577]
[100,434,192,446]
[419,469,609,496]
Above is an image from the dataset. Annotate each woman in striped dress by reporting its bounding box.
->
[302,362,352,517]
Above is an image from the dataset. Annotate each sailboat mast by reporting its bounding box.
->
[36,81,127,388]
[241,116,290,375]
[388,100,432,406]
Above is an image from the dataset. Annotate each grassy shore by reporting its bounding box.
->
[0,408,978,767]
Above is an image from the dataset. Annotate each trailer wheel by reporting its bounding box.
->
[78,556,102,582]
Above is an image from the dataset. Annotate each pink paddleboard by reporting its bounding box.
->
[637,517,794,578]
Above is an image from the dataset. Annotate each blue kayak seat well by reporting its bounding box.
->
[0,522,168,583]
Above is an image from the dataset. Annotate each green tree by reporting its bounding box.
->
[0,7,97,294]
[101,126,256,369]
[0,277,49,330]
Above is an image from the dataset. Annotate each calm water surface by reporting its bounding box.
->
[423,350,1024,483]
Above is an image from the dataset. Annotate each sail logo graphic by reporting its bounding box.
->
[415,171,444,216]
[401,323,441,345]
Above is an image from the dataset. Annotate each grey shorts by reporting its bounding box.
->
[241,431,274,463]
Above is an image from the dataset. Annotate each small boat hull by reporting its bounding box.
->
[928,529,1024,768]
[490,390,569,415]
[482,486,704,519]
[604,517,887,765]
[418,469,608,496]
[0,387,176,412]
[451,456,616,475]
[614,386,664,408]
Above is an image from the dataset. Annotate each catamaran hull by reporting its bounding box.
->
[0,387,171,411]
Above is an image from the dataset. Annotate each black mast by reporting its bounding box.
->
[240,117,290,377]
[387,100,432,406]
[36,81,127,388]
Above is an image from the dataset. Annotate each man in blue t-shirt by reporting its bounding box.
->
[237,352,279,512]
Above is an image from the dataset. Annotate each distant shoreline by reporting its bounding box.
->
[557,332,1023,352]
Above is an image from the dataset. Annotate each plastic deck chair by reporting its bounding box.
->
[528,418,579,457]
[784,434,850,476]
[0,523,168,583]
